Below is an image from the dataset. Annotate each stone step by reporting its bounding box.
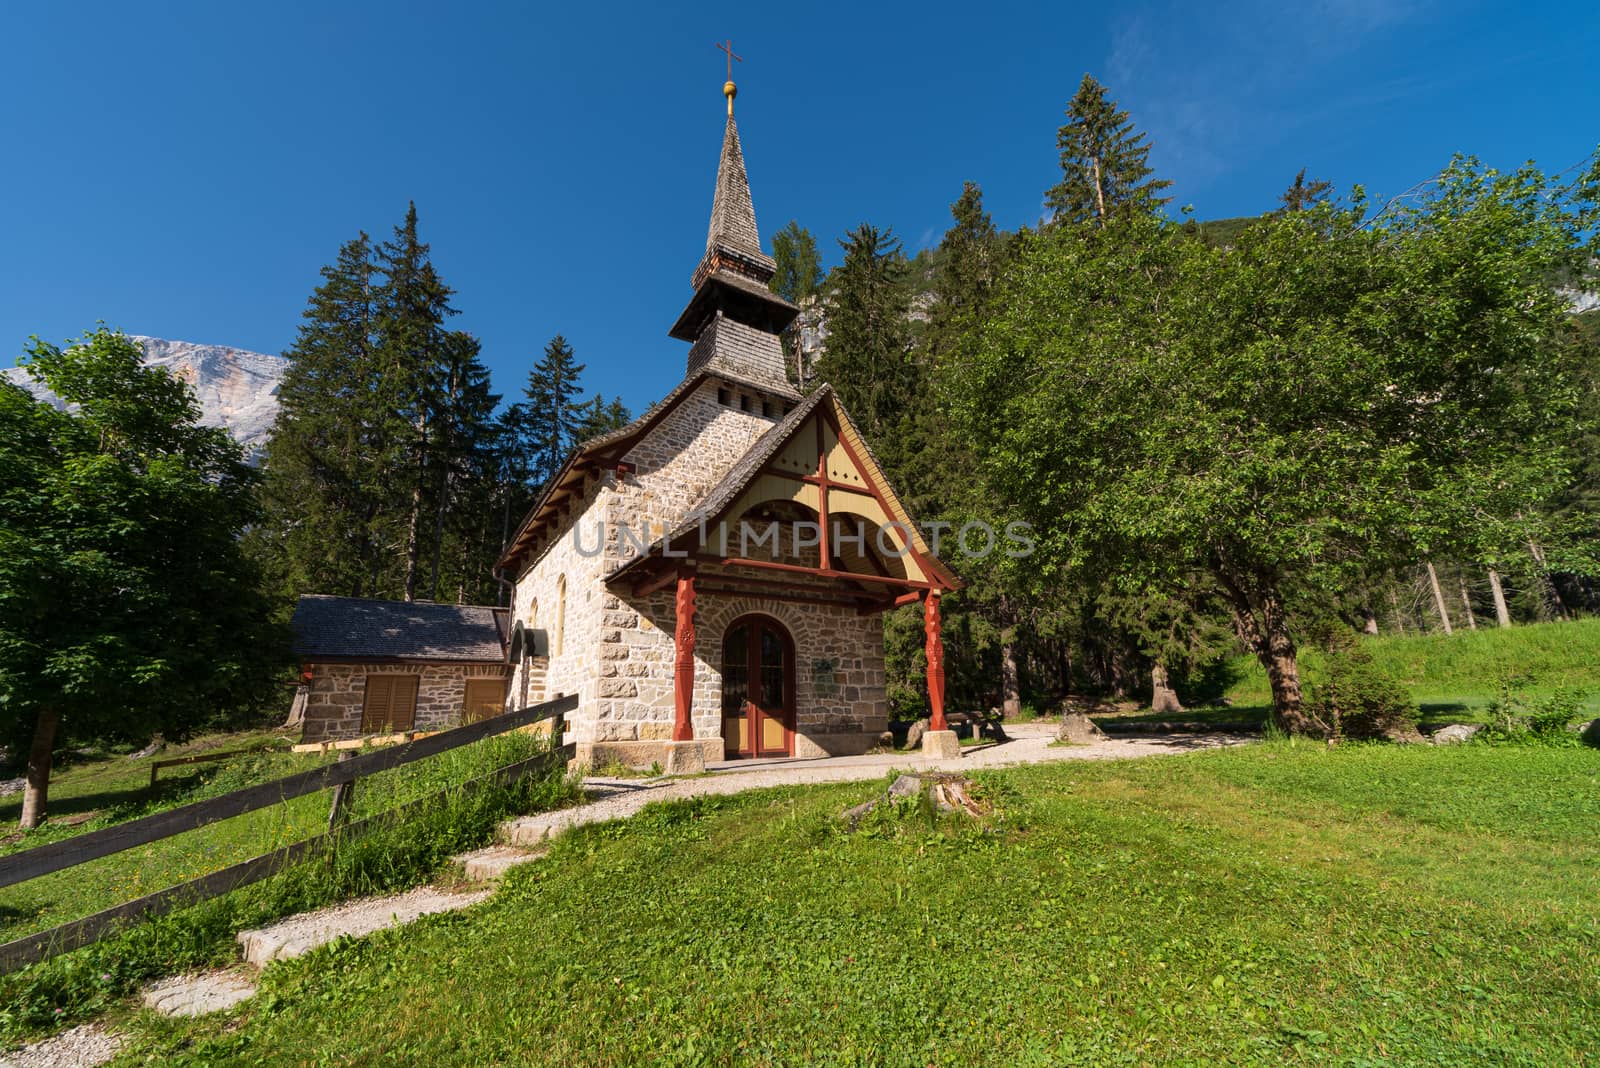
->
[502,816,556,849]
[237,885,491,968]
[141,970,259,1017]
[454,843,546,883]
[500,779,649,847]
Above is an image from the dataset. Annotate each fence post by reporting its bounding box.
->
[327,750,356,833]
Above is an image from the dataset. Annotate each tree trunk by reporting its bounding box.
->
[1216,567,1328,737]
[429,468,449,602]
[1388,588,1406,634]
[999,638,1021,718]
[1425,561,1453,636]
[1526,540,1569,621]
[1457,574,1477,631]
[18,707,61,830]
[403,479,423,603]
[1488,569,1512,627]
[1150,663,1185,714]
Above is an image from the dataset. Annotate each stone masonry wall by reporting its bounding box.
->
[582,378,779,752]
[610,378,780,566]
[511,471,612,740]
[300,661,510,743]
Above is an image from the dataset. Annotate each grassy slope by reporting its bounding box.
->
[0,728,299,840]
[0,731,563,946]
[121,743,1600,1066]
[1222,618,1600,717]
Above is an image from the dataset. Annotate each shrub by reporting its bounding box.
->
[1304,644,1420,741]
[1480,682,1588,745]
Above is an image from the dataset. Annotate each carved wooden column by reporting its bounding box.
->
[673,565,697,742]
[924,589,947,732]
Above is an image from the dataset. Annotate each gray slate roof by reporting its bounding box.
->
[292,595,508,663]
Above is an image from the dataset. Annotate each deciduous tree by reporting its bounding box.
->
[957,157,1595,733]
[1,330,285,827]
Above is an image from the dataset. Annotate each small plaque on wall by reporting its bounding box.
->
[811,658,838,697]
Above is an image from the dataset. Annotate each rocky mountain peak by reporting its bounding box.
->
[5,336,286,461]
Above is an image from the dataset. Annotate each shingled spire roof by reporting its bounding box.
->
[703,114,774,273]
[668,73,798,391]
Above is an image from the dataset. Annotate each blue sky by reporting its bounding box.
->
[3,1,1597,417]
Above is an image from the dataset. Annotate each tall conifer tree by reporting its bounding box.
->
[258,233,391,597]
[1046,74,1172,226]
[425,330,499,602]
[573,392,632,442]
[816,224,912,439]
[522,334,587,489]
[374,202,458,602]
[771,221,823,302]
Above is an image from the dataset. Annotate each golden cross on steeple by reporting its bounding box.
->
[715,39,742,115]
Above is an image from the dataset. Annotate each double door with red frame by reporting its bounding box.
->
[720,616,794,758]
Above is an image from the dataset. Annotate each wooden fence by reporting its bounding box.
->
[0,693,578,974]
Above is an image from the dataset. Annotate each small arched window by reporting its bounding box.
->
[553,575,566,657]
[527,598,538,631]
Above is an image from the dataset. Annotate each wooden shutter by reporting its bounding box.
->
[462,678,507,724]
[361,674,418,733]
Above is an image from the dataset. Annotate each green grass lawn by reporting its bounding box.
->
[118,741,1600,1066]
[0,728,301,848]
[0,730,564,947]
[1221,617,1600,721]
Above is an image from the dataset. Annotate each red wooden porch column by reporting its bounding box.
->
[924,590,947,731]
[672,565,697,742]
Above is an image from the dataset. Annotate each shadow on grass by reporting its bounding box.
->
[1417,701,1482,729]
[1092,705,1268,732]
[0,774,205,830]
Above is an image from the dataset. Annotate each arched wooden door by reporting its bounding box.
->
[721,615,795,758]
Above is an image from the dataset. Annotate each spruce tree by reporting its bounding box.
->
[771,221,823,302]
[257,233,390,598]
[257,205,508,606]
[1046,74,1172,226]
[573,392,632,442]
[522,335,587,489]
[373,202,458,602]
[816,224,912,439]
[425,330,499,602]
[491,399,535,579]
[1280,168,1334,212]
[929,183,1002,345]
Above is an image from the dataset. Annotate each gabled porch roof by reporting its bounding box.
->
[607,385,960,613]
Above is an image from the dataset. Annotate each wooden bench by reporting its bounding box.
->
[944,710,1008,742]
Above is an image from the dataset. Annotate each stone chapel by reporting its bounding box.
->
[493,74,962,772]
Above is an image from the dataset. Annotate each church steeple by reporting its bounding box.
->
[702,110,771,278]
[669,52,799,394]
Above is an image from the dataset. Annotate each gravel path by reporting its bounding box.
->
[0,1024,120,1068]
[508,724,1248,845]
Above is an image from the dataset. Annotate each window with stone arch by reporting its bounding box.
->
[553,575,566,657]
